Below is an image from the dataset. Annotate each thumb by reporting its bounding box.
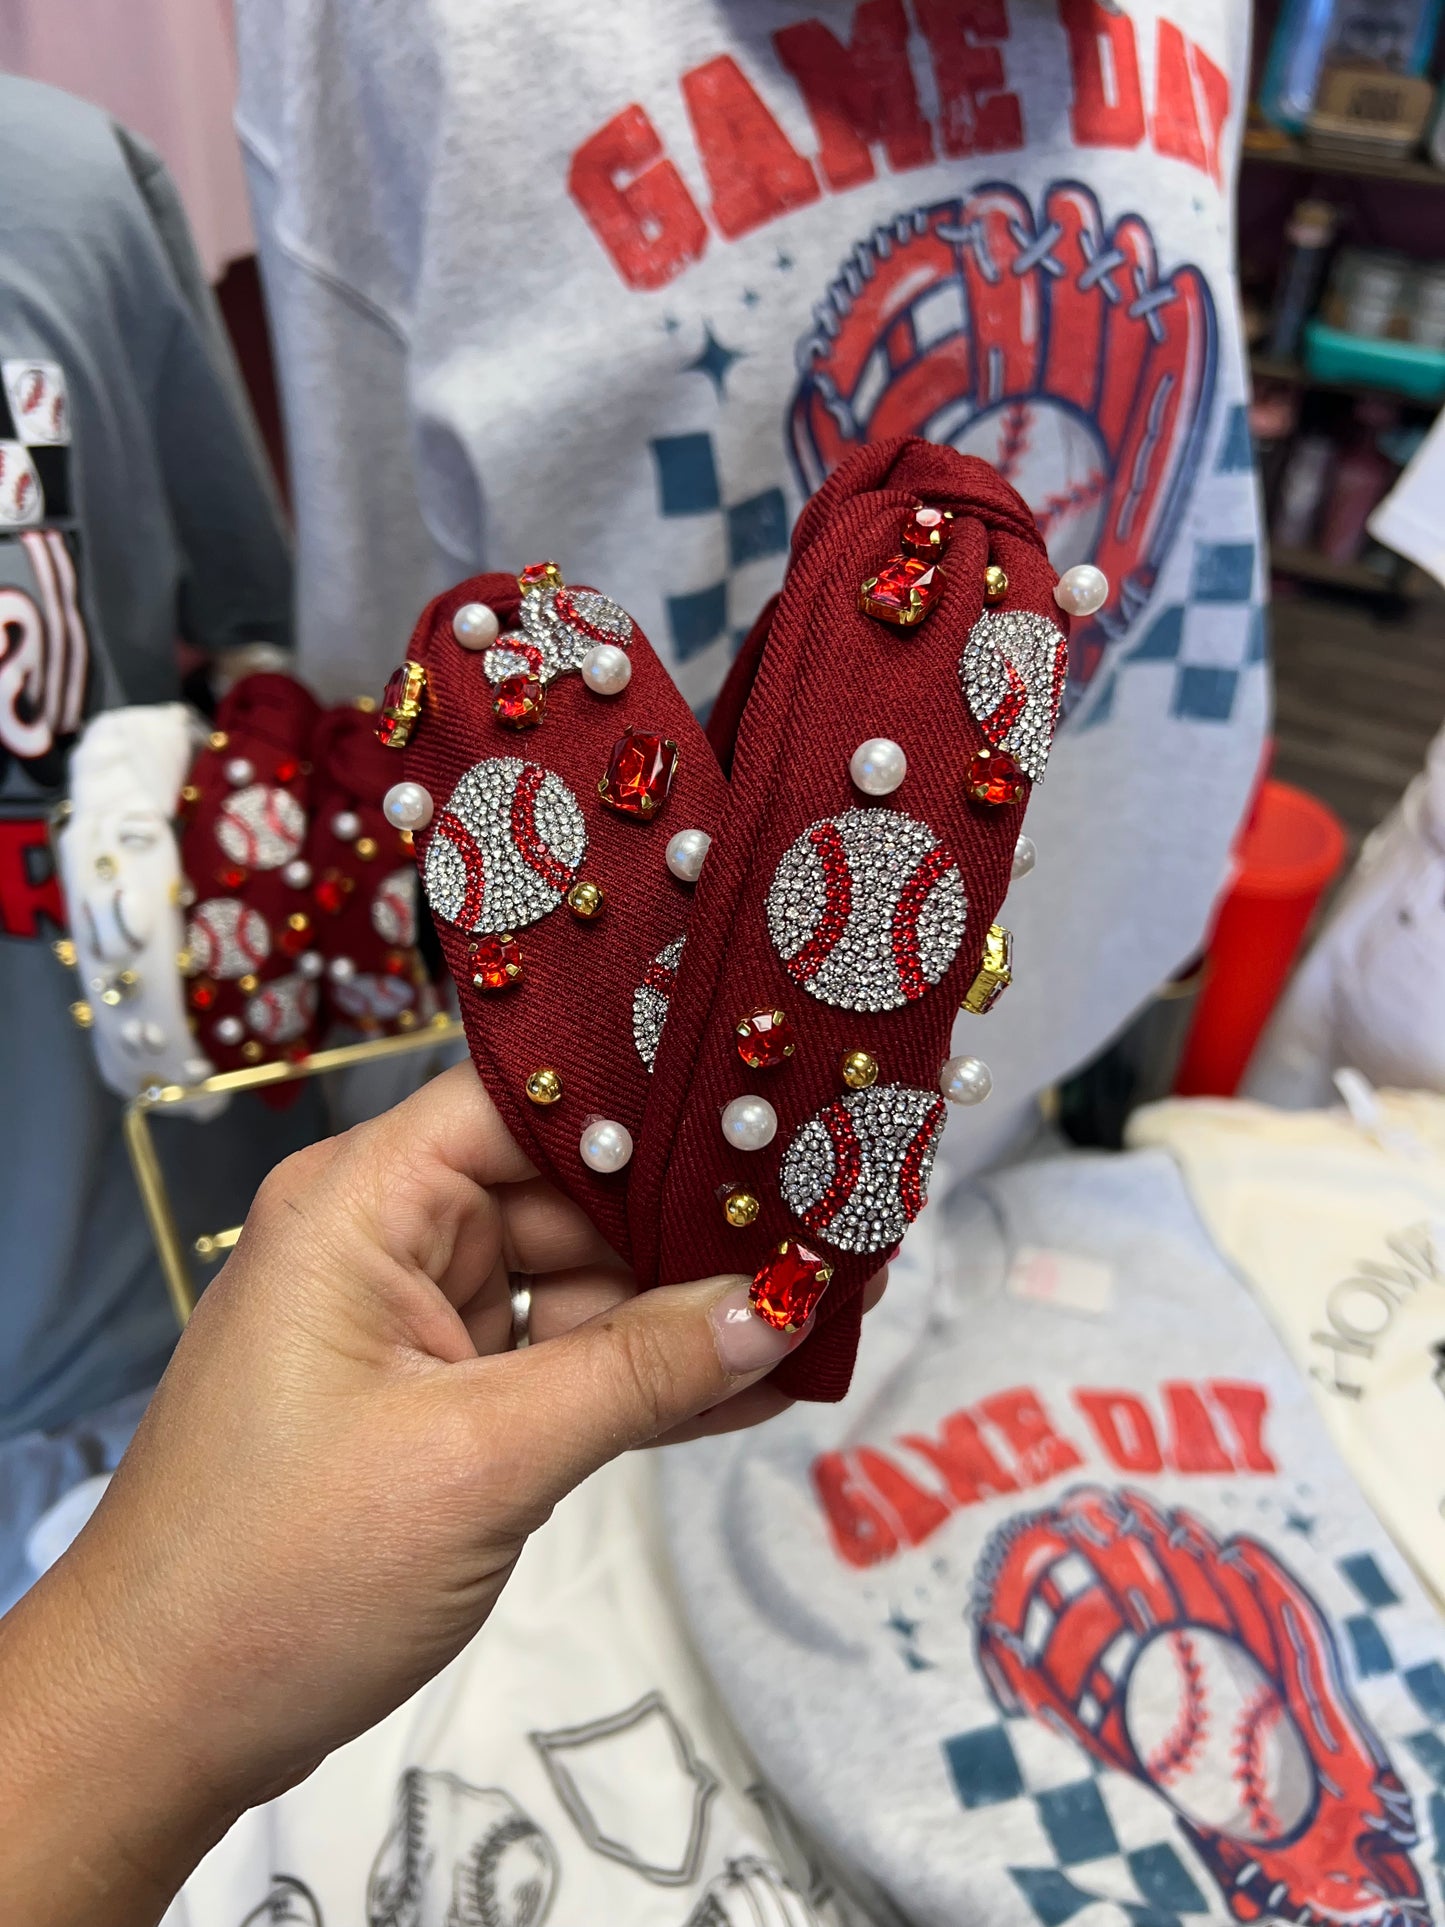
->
[483,1274,810,1502]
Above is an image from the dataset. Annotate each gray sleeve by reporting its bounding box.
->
[113,124,295,656]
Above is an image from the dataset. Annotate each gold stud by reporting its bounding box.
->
[117,969,139,990]
[841,1048,879,1090]
[287,912,309,933]
[398,828,414,847]
[395,1008,418,1031]
[208,730,229,751]
[94,854,117,880]
[69,1000,93,1029]
[238,973,259,994]
[566,879,605,920]
[180,784,200,805]
[961,923,1014,1015]
[355,836,378,861]
[51,938,77,968]
[724,1189,761,1228]
[355,694,377,714]
[100,986,123,1007]
[984,563,1009,604]
[176,948,196,975]
[240,1040,263,1063]
[526,1067,563,1106]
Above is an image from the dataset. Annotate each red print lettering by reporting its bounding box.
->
[914,0,1023,157]
[1208,1380,1278,1473]
[567,103,708,292]
[1059,0,1145,150]
[1162,1381,1233,1474]
[977,1387,1084,1484]
[1187,37,1231,186]
[681,55,820,241]
[903,1408,1020,1507]
[1074,1390,1163,1473]
[812,1446,948,1567]
[773,0,934,191]
[1151,19,1207,175]
[0,815,64,940]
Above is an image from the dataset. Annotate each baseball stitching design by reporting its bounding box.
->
[244,972,318,1046]
[779,1084,946,1253]
[214,783,307,871]
[684,1856,821,1927]
[632,935,684,1072]
[479,584,637,688]
[186,897,272,980]
[330,972,416,1024]
[765,809,966,1013]
[961,610,1069,783]
[370,866,418,947]
[424,758,586,935]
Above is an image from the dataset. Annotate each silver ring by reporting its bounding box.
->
[508,1279,533,1351]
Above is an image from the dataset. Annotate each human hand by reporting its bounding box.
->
[0,1064,883,1927]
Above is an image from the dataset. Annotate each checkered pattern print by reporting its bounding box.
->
[942,1546,1445,1926]
[0,359,71,528]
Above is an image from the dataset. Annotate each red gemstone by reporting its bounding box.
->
[493,672,547,729]
[471,934,523,991]
[736,1006,795,1070]
[377,661,425,748]
[375,711,405,748]
[859,555,942,627]
[600,730,678,819]
[274,757,301,783]
[315,870,352,915]
[188,978,218,1011]
[217,865,247,890]
[750,1240,834,1333]
[966,746,1027,807]
[382,949,409,976]
[901,505,952,557]
[381,663,410,711]
[278,923,311,956]
[519,561,560,591]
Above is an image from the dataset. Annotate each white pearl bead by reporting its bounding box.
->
[581,643,632,696]
[849,737,907,796]
[283,859,312,889]
[328,956,356,983]
[297,950,325,980]
[331,810,362,841]
[382,782,433,832]
[224,756,254,787]
[721,1094,778,1151]
[1012,834,1037,880]
[1054,563,1109,618]
[452,601,500,650]
[665,828,711,883]
[580,1117,633,1173]
[214,1015,245,1046]
[941,1055,993,1105]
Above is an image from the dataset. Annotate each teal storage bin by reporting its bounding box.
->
[1303,319,1445,401]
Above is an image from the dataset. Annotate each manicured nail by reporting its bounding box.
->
[709,1281,807,1377]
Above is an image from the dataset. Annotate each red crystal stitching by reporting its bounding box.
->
[642,951,679,995]
[510,765,573,891]
[898,1096,946,1221]
[891,844,953,1002]
[803,1103,864,1237]
[788,822,852,985]
[982,658,1028,745]
[434,810,486,928]
[554,587,630,646]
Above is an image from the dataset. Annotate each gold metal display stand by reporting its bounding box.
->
[123,1014,464,1327]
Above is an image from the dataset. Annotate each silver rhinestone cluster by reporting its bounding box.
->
[765,807,967,1013]
[779,1083,946,1253]
[960,609,1068,783]
[243,972,318,1046]
[632,935,684,1072]
[423,758,585,934]
[481,633,540,686]
[519,584,636,681]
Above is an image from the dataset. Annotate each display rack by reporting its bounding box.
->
[1242,125,1445,188]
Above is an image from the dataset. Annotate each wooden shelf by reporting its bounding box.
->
[1243,126,1445,187]
[1250,352,1442,407]
[1270,544,1405,593]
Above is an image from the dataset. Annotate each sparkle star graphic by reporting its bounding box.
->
[684,323,745,397]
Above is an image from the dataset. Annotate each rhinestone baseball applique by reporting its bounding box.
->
[779,1083,947,1253]
[960,610,1068,784]
[632,935,683,1072]
[423,757,586,935]
[765,807,967,1013]
[479,571,637,688]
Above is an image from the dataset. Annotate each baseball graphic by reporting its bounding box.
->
[973,1485,1429,1927]
[779,1084,945,1254]
[482,633,545,687]
[961,610,1069,783]
[1127,1627,1310,1843]
[243,972,318,1046]
[329,971,415,1025]
[684,1857,820,1927]
[789,182,1217,691]
[238,1877,321,1927]
[0,440,41,525]
[368,1770,558,1927]
[424,757,586,935]
[3,359,68,444]
[765,808,966,1013]
[497,581,636,685]
[215,783,307,872]
[371,866,418,947]
[186,897,272,980]
[632,936,684,1072]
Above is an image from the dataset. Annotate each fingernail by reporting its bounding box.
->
[709,1281,808,1377]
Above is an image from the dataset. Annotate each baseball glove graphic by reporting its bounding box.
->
[790,183,1216,694]
[972,1487,1426,1927]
